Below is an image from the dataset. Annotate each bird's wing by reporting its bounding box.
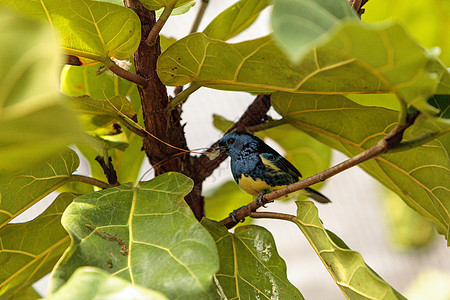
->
[259,150,302,178]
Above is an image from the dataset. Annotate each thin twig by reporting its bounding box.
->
[107,61,149,87]
[70,174,113,189]
[118,116,147,138]
[145,2,176,46]
[190,0,210,33]
[250,211,295,221]
[220,111,421,229]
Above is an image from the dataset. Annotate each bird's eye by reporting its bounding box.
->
[227,138,235,145]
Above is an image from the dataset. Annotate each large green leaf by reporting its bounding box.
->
[158,24,449,115]
[203,0,271,41]
[0,148,79,229]
[48,173,219,299]
[292,201,406,299]
[3,0,141,64]
[271,0,358,61]
[202,219,304,299]
[0,193,75,299]
[47,267,168,300]
[0,9,85,173]
[272,93,450,241]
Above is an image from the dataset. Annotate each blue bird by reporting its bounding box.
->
[218,131,330,204]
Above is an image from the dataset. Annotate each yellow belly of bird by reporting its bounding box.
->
[238,175,287,197]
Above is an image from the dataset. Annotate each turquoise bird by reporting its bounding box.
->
[218,131,330,204]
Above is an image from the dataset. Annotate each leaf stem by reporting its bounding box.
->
[145,2,176,46]
[118,116,147,138]
[190,0,210,33]
[166,83,201,112]
[70,174,113,189]
[389,130,449,153]
[107,61,149,87]
[398,99,408,126]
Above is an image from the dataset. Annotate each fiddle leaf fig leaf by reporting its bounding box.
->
[47,267,168,300]
[48,173,219,300]
[66,95,137,120]
[272,93,450,241]
[0,193,75,299]
[158,22,449,115]
[201,219,304,299]
[0,148,79,229]
[292,201,406,299]
[203,0,271,41]
[3,0,141,64]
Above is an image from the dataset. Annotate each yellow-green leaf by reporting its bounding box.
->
[0,148,79,229]
[66,95,137,120]
[272,93,450,241]
[203,0,271,41]
[292,201,406,299]
[158,22,449,115]
[48,173,219,299]
[202,219,304,299]
[0,193,75,299]
[3,0,141,64]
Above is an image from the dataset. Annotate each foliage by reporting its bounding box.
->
[0,0,448,299]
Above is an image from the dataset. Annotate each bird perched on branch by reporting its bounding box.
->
[217,131,331,204]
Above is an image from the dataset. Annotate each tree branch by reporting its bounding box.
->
[95,156,120,186]
[250,211,295,221]
[107,61,149,87]
[220,111,420,229]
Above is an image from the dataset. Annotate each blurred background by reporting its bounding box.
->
[17,0,450,299]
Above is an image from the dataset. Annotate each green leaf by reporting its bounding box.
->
[272,93,450,241]
[0,9,85,173]
[158,23,449,115]
[201,219,304,300]
[292,201,406,299]
[271,0,358,61]
[0,148,79,229]
[66,95,137,120]
[140,0,193,11]
[156,1,195,17]
[3,0,141,64]
[47,267,168,300]
[0,193,75,299]
[48,173,219,299]
[203,0,271,41]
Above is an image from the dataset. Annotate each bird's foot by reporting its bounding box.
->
[256,190,272,207]
[229,206,246,223]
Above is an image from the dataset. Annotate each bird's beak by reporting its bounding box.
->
[205,144,227,161]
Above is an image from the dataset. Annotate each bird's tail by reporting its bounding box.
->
[303,187,331,204]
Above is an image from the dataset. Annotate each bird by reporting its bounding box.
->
[217,131,331,204]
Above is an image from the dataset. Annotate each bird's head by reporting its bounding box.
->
[217,131,259,158]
